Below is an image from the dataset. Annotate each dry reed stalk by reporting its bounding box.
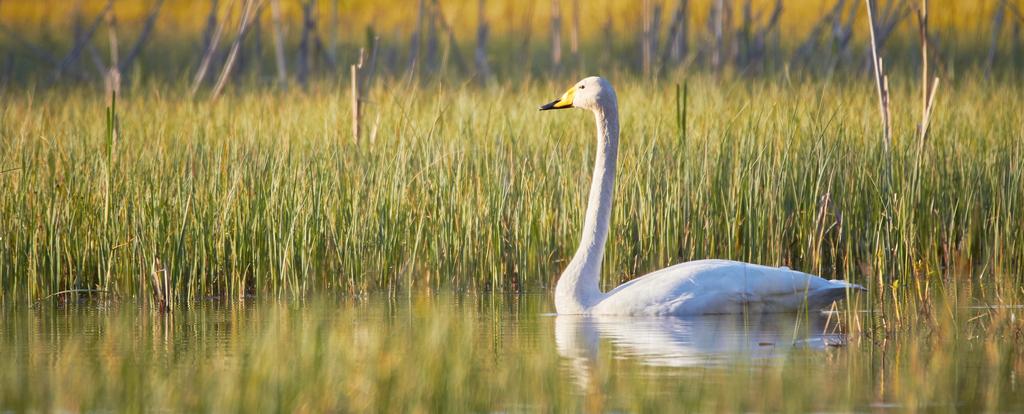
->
[54,0,112,80]
[741,0,751,67]
[712,0,725,70]
[407,0,426,78]
[297,0,314,87]
[365,35,380,92]
[106,9,118,67]
[883,71,892,145]
[1015,13,1022,67]
[642,0,651,75]
[794,0,843,63]
[200,0,219,57]
[270,0,287,88]
[210,0,261,102]
[351,48,366,142]
[312,33,337,71]
[73,0,104,79]
[245,8,261,77]
[105,6,120,98]
[191,0,234,97]
[474,0,491,82]
[85,43,107,80]
[916,0,938,143]
[118,0,164,75]
[434,5,467,75]
[865,0,892,149]
[291,0,338,83]
[834,0,858,62]
[985,0,1007,78]
[649,2,662,75]
[739,0,781,69]
[425,0,439,72]
[875,1,910,44]
[809,176,835,274]
[661,0,688,69]
[151,257,172,312]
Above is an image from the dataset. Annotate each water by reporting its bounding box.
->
[2,294,1022,412]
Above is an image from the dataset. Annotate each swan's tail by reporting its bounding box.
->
[829,280,867,292]
[808,281,865,309]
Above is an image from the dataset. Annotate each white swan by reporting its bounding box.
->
[539,76,863,316]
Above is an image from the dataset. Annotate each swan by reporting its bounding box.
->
[539,76,864,316]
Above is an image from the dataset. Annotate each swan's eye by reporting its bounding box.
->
[579,85,585,90]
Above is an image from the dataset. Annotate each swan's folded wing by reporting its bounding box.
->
[594,260,859,315]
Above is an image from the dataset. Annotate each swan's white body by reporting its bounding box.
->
[540,76,862,316]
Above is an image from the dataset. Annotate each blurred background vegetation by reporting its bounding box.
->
[0,0,1022,90]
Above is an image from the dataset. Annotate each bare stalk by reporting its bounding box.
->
[734,0,781,70]
[918,0,928,120]
[297,0,314,88]
[985,0,1007,78]
[200,0,220,57]
[270,0,287,88]
[406,0,425,79]
[54,0,113,80]
[916,0,938,143]
[312,30,337,71]
[191,0,234,97]
[919,77,939,148]
[364,35,380,93]
[865,0,891,149]
[210,0,261,102]
[351,48,366,142]
[434,4,467,74]
[661,0,688,70]
[119,0,165,74]
[474,0,491,83]
[424,0,439,72]
[712,0,724,70]
[105,6,120,98]
[642,0,651,75]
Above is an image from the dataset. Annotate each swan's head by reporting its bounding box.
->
[539,76,617,112]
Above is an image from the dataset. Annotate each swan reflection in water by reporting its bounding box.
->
[555,312,847,387]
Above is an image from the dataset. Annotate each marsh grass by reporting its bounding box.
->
[1,74,1022,331]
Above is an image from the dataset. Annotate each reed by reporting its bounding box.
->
[0,74,1021,332]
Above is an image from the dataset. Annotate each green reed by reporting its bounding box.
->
[1,75,1022,326]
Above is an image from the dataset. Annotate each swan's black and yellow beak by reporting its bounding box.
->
[539,85,575,110]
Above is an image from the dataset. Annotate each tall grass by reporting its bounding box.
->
[1,75,1021,322]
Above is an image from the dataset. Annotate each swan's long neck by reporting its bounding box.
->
[555,101,619,313]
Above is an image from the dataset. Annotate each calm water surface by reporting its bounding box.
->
[2,294,1022,412]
